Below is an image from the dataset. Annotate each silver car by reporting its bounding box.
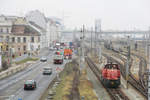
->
[40,57,47,62]
[43,67,52,75]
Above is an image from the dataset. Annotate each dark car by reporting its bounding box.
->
[24,80,36,90]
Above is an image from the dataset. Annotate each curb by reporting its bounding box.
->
[0,62,34,80]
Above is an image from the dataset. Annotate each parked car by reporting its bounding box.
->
[43,67,52,75]
[24,80,36,90]
[40,56,47,62]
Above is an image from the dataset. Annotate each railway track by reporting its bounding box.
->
[102,50,148,99]
[121,50,147,91]
[120,51,148,98]
[85,57,129,100]
[132,54,148,91]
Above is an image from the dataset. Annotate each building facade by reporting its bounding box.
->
[46,18,62,47]
[0,15,40,56]
[26,10,62,48]
[11,24,40,56]
[28,21,47,48]
[26,10,48,48]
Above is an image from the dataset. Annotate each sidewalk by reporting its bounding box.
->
[13,54,28,62]
[12,47,49,63]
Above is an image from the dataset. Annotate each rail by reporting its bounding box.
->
[85,57,129,100]
[103,51,147,98]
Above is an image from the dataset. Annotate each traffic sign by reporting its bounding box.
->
[56,67,62,71]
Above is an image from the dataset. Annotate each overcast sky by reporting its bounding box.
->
[0,0,150,30]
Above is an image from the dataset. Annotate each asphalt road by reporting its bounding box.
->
[0,49,68,100]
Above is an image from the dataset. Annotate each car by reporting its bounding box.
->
[40,57,47,62]
[43,67,52,75]
[49,47,54,51]
[24,80,36,90]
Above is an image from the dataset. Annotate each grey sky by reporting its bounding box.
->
[0,0,150,30]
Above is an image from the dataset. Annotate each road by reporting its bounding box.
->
[0,49,68,100]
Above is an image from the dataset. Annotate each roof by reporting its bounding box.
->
[11,25,40,36]
[29,21,46,31]
[25,80,35,84]
[55,21,61,25]
[46,17,62,26]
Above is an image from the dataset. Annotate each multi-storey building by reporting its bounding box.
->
[28,21,47,48]
[0,11,63,57]
[46,18,62,46]
[0,15,40,56]
[11,24,40,55]
[26,10,62,47]
[26,10,48,48]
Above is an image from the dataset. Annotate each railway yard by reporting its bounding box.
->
[83,40,148,100]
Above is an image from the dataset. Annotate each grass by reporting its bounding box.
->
[52,62,98,100]
[79,69,98,100]
[52,62,75,100]
[53,74,74,100]
[15,57,39,65]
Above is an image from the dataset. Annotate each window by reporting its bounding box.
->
[23,45,26,51]
[38,45,40,49]
[1,28,2,32]
[17,37,21,43]
[6,45,9,51]
[12,37,15,43]
[7,28,9,33]
[6,36,9,42]
[0,36,3,42]
[18,47,20,51]
[23,37,26,43]
[38,37,40,42]
[31,37,34,43]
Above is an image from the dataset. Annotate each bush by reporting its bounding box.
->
[2,60,9,70]
[15,57,39,65]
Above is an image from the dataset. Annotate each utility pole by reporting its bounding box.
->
[99,20,102,61]
[145,27,150,58]
[79,25,85,70]
[91,27,93,53]
[82,25,85,62]
[148,27,150,100]
[9,48,12,66]
[94,25,97,56]
[126,36,130,89]
[148,46,150,100]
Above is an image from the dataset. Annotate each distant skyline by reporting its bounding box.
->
[0,0,150,30]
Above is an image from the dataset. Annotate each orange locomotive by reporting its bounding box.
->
[101,63,121,88]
